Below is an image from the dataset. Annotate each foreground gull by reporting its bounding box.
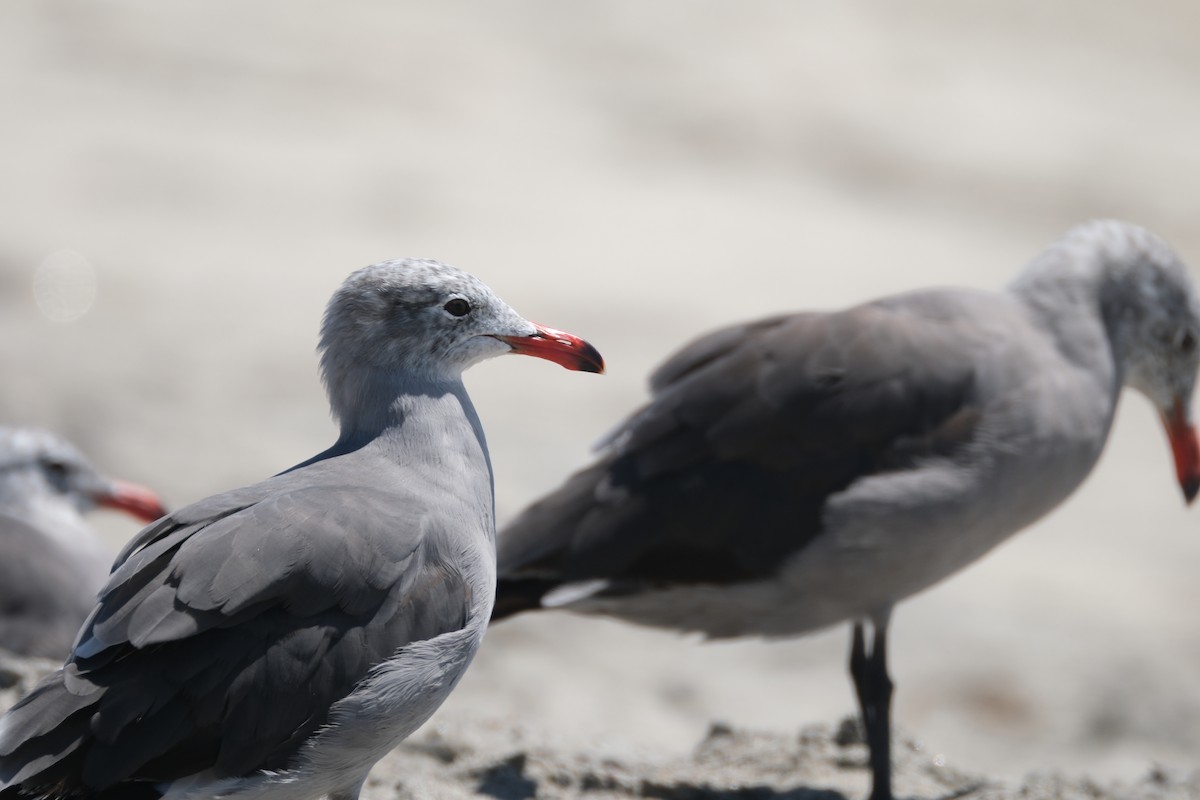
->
[492,220,1200,800]
[0,259,603,800]
[0,427,165,659]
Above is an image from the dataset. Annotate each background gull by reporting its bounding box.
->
[493,221,1200,800]
[0,426,165,659]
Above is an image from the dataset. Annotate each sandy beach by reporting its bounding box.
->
[2,2,1199,795]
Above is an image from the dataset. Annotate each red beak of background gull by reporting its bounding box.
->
[96,479,169,523]
[1163,399,1200,504]
[498,323,605,374]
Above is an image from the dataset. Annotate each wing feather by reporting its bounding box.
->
[1,472,471,792]
[498,296,985,591]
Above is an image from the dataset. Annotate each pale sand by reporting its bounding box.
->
[2,654,1198,799]
[1,1,1198,792]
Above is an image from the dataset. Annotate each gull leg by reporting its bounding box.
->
[849,610,894,800]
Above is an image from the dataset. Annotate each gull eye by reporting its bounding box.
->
[1179,329,1197,355]
[42,459,70,487]
[443,298,471,317]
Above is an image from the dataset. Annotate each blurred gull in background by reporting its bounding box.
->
[493,220,1200,800]
[0,427,165,659]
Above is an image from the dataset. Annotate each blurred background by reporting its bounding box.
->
[2,0,1198,783]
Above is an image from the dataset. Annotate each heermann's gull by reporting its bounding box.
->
[492,220,1200,800]
[0,259,603,800]
[0,427,166,659]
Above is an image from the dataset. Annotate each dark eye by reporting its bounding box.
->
[42,459,69,484]
[1180,329,1197,355]
[443,298,471,317]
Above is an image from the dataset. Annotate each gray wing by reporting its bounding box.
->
[0,465,471,792]
[0,516,100,659]
[494,297,984,614]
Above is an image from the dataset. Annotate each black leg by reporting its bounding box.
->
[849,612,894,800]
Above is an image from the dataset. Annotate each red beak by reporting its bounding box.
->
[1162,399,1200,505]
[498,323,605,374]
[97,479,168,523]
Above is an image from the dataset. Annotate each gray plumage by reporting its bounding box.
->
[0,427,164,660]
[492,221,1200,800]
[0,259,601,800]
